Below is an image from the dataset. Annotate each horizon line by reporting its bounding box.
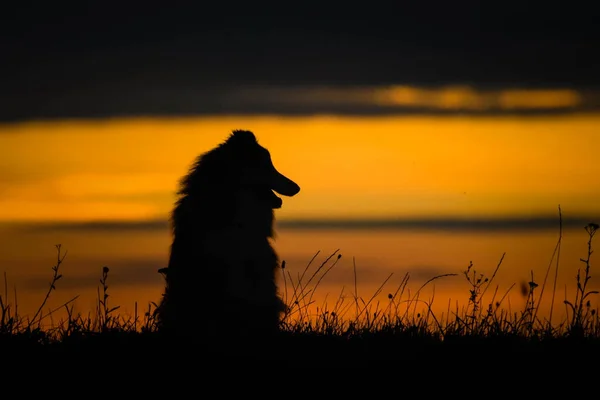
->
[4,215,599,233]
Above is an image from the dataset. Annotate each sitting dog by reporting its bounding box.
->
[156,130,300,339]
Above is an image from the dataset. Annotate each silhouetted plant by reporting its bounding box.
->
[97,266,121,332]
[515,271,540,336]
[565,222,599,337]
[28,244,66,329]
[0,272,17,334]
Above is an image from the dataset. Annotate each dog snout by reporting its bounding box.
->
[271,169,300,197]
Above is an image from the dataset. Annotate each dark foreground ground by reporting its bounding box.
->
[3,330,599,368]
[3,333,598,396]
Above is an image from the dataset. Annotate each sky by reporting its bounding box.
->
[1,4,599,321]
[2,4,599,121]
[2,115,600,225]
[1,3,599,224]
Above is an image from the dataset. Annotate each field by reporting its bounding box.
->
[2,221,599,370]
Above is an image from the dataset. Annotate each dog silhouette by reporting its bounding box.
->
[156,130,300,340]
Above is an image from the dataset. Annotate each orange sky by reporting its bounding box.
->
[1,113,599,223]
[1,112,599,325]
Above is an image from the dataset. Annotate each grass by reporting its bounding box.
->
[1,212,600,366]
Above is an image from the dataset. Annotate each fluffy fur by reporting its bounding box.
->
[156,130,300,338]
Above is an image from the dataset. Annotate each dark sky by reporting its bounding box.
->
[2,3,599,122]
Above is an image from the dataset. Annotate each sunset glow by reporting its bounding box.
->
[1,113,599,223]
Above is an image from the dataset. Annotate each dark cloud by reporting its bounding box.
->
[1,4,598,122]
[10,215,599,233]
[2,85,598,124]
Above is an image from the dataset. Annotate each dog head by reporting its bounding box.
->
[224,130,300,209]
[174,130,300,236]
